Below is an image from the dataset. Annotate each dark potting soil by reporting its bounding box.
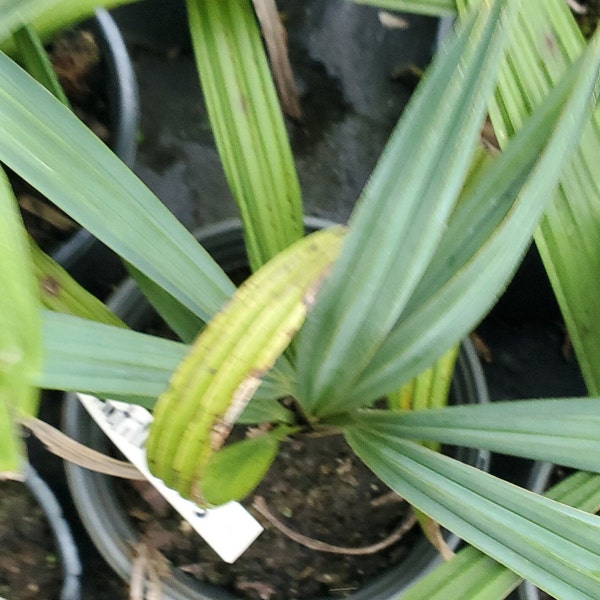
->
[573,0,600,40]
[115,431,422,600]
[0,479,63,600]
[12,25,112,254]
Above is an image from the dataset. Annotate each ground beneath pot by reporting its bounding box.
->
[116,432,422,600]
[0,479,63,600]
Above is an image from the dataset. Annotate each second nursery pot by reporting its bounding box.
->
[25,465,82,600]
[63,219,490,600]
[0,465,81,600]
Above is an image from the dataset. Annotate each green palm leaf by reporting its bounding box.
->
[39,311,292,423]
[401,546,520,600]
[455,0,600,395]
[12,24,69,105]
[346,428,600,599]
[0,0,132,47]
[186,0,303,271]
[0,168,41,471]
[0,50,235,322]
[400,470,600,599]
[340,398,600,473]
[124,265,204,344]
[296,0,516,414]
[40,311,188,405]
[336,25,600,411]
[29,240,125,327]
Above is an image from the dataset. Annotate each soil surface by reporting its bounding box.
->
[116,431,423,600]
[0,479,62,600]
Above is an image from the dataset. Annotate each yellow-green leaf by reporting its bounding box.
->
[186,0,304,271]
[200,427,294,506]
[146,227,346,500]
[0,167,41,472]
[388,344,458,451]
[29,238,125,328]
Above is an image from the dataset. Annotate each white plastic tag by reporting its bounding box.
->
[77,393,263,563]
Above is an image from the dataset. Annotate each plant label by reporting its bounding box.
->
[77,393,264,563]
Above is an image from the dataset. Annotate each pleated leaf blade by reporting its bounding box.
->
[296,0,516,415]
[39,310,292,424]
[455,0,600,395]
[343,398,600,474]
[30,241,125,327]
[146,228,344,500]
[186,0,303,271]
[400,470,600,600]
[0,168,41,471]
[0,50,235,323]
[12,24,69,105]
[342,24,600,409]
[346,428,600,599]
[39,311,188,405]
[0,0,131,47]
[400,546,520,600]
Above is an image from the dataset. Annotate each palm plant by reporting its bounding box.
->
[1,0,600,599]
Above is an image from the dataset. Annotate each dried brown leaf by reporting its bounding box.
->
[418,512,455,561]
[252,0,302,119]
[470,331,493,363]
[18,194,76,231]
[22,417,145,480]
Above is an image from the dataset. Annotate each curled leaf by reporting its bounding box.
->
[146,227,345,501]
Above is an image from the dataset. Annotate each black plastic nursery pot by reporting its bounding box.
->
[25,465,82,600]
[48,8,138,297]
[0,465,82,600]
[63,219,490,600]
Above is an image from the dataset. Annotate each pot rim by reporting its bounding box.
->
[24,463,82,600]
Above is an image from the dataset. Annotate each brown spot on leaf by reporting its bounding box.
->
[542,30,558,57]
[210,418,233,451]
[40,276,60,298]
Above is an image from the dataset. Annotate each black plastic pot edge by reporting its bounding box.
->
[50,8,138,295]
[63,218,490,600]
[24,463,82,600]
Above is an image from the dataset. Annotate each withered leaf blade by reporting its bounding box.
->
[252,0,302,119]
[23,416,144,480]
